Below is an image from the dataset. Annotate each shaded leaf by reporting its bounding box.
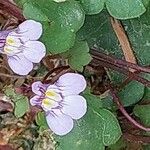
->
[63,40,92,71]
[119,81,145,106]
[41,22,76,54]
[35,111,49,130]
[14,97,29,118]
[133,104,150,126]
[79,0,105,15]
[106,0,146,19]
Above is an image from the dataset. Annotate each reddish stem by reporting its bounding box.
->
[0,0,25,22]
[91,49,150,73]
[109,85,150,132]
[91,59,150,87]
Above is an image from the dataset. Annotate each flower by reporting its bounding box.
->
[30,73,87,136]
[0,20,46,75]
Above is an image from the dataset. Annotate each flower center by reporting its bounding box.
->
[3,36,22,55]
[41,89,61,111]
[4,47,13,53]
[6,37,15,45]
[42,98,54,107]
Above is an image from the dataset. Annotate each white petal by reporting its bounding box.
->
[23,41,46,63]
[62,95,87,119]
[18,20,42,41]
[46,111,73,136]
[8,53,33,75]
[32,81,47,95]
[56,73,87,96]
[30,95,41,106]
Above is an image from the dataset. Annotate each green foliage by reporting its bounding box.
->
[35,111,49,131]
[98,80,145,108]
[107,137,126,150]
[42,22,76,54]
[79,0,146,19]
[54,93,122,150]
[79,0,105,15]
[119,81,145,106]
[77,10,123,59]
[13,0,150,148]
[14,97,29,118]
[106,0,146,19]
[4,87,29,118]
[122,4,150,65]
[16,0,85,54]
[134,104,150,126]
[78,7,150,66]
[63,40,92,71]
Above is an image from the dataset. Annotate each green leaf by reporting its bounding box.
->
[76,11,126,84]
[79,0,105,15]
[19,0,85,54]
[77,8,150,84]
[142,0,150,7]
[106,0,146,19]
[55,93,121,149]
[63,40,92,71]
[122,4,150,65]
[83,90,103,109]
[35,111,49,129]
[118,81,145,106]
[142,73,150,102]
[4,86,30,118]
[14,96,29,118]
[98,109,122,146]
[23,0,85,32]
[23,2,49,21]
[78,0,146,19]
[4,86,16,98]
[133,104,150,126]
[41,22,76,54]
[143,145,150,150]
[107,137,126,150]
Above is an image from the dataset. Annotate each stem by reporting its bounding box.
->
[43,66,70,83]
[0,72,42,80]
[123,133,150,143]
[109,85,150,132]
[90,49,150,87]
[0,0,25,22]
[90,59,150,87]
[91,49,150,74]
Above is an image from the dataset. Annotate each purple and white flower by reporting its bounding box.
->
[30,73,87,136]
[0,20,46,75]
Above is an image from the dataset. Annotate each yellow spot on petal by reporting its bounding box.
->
[45,90,56,97]
[4,47,12,53]
[6,37,15,45]
[42,98,54,107]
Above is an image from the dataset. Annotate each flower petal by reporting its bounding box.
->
[46,110,73,136]
[56,73,86,96]
[18,20,42,41]
[62,95,87,120]
[0,30,10,47]
[8,53,33,75]
[23,41,46,63]
[32,81,48,95]
[30,95,41,106]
